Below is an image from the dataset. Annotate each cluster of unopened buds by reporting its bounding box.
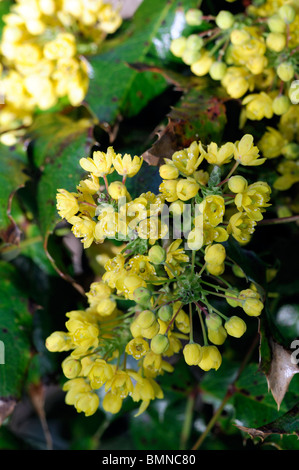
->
[0,0,122,145]
[170,1,299,123]
[46,133,272,417]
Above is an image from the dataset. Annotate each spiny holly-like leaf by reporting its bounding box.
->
[84,0,199,125]
[142,78,227,165]
[28,113,94,238]
[0,261,33,423]
[0,144,29,244]
[237,403,299,440]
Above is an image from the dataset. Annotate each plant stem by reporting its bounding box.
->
[180,392,195,450]
[195,303,208,345]
[191,332,259,450]
[258,215,299,225]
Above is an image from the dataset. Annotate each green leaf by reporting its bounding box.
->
[0,1,13,40]
[0,261,33,415]
[223,237,267,289]
[0,144,29,243]
[85,0,199,124]
[28,114,93,237]
[143,79,227,165]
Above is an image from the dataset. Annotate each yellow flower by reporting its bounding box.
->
[176,177,200,201]
[191,50,214,76]
[102,391,123,414]
[80,147,116,177]
[105,370,134,399]
[171,141,204,176]
[63,379,99,416]
[234,134,266,166]
[183,343,203,365]
[65,318,99,356]
[203,141,235,165]
[204,243,226,265]
[126,254,157,281]
[88,359,115,389]
[45,331,73,352]
[115,273,147,300]
[224,316,247,337]
[201,195,225,227]
[125,337,149,360]
[208,326,227,345]
[221,66,254,99]
[198,345,222,371]
[137,217,168,244]
[56,189,79,221]
[159,179,178,202]
[112,153,143,177]
[242,92,273,121]
[273,160,299,191]
[258,126,288,159]
[159,162,179,180]
[165,239,189,278]
[43,32,77,60]
[130,374,163,417]
[227,212,256,244]
[234,182,271,221]
[69,215,96,248]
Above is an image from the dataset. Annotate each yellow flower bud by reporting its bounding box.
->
[62,356,82,379]
[108,181,128,200]
[215,10,234,30]
[267,15,286,33]
[159,164,179,180]
[103,391,123,414]
[205,313,222,331]
[243,298,264,316]
[45,331,72,352]
[278,5,296,23]
[170,37,187,57]
[183,343,203,365]
[185,9,203,26]
[198,345,222,371]
[266,33,286,52]
[228,175,248,193]
[230,29,250,45]
[157,304,173,322]
[150,334,169,355]
[208,325,227,345]
[277,63,294,82]
[75,391,99,416]
[206,262,225,276]
[209,61,227,80]
[176,178,199,201]
[224,316,247,338]
[191,51,214,76]
[141,321,160,339]
[225,288,241,307]
[136,310,156,329]
[272,95,291,115]
[204,243,226,265]
[148,245,166,264]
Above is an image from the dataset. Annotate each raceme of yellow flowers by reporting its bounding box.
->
[46,134,271,418]
[170,1,299,124]
[0,0,122,145]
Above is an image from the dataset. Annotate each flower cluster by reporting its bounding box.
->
[170,1,299,124]
[46,133,271,418]
[0,0,122,145]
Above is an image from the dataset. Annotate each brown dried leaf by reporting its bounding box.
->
[265,338,299,410]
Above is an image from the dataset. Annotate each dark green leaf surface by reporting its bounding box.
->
[0,144,29,241]
[29,114,93,237]
[85,0,199,124]
[0,261,32,399]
